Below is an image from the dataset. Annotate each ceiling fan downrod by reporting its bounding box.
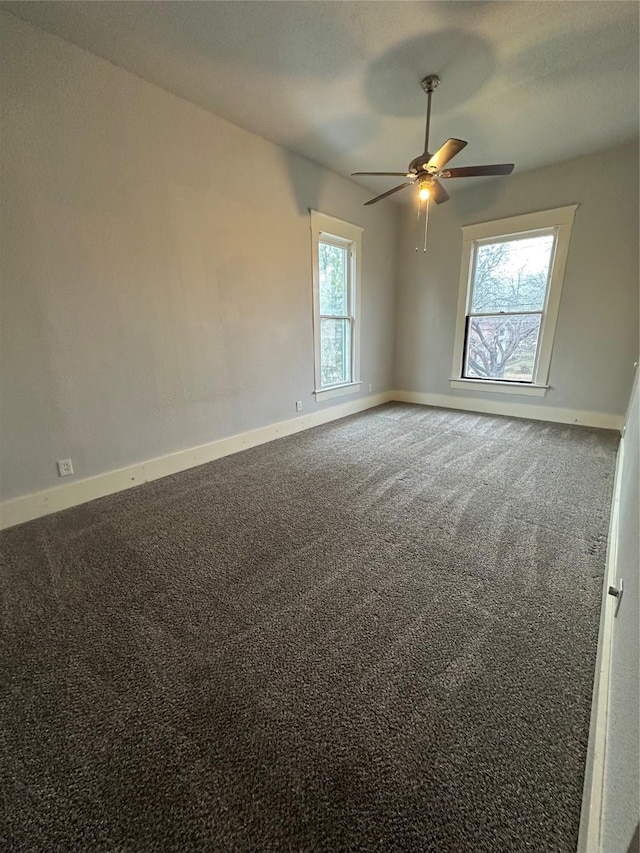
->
[420,75,439,156]
[416,75,438,252]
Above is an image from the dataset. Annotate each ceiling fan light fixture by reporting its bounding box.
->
[418,182,431,201]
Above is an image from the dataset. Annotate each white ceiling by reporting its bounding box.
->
[3,1,639,201]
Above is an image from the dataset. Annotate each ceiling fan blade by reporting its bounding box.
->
[430,179,450,205]
[352,172,413,177]
[364,182,413,206]
[443,164,515,178]
[427,138,467,171]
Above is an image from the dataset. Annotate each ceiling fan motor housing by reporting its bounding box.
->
[408,155,436,175]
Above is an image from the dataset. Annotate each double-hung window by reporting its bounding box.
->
[451,206,577,396]
[311,211,362,401]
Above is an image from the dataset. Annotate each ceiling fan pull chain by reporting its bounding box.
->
[423,195,430,252]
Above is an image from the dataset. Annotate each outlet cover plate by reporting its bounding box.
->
[57,458,73,477]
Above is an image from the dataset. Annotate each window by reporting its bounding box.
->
[451,205,577,396]
[311,211,363,401]
[464,233,554,382]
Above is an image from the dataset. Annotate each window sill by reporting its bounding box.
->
[449,378,549,397]
[314,381,362,402]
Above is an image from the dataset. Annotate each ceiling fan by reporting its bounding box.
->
[352,75,514,206]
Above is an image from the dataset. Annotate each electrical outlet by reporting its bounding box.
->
[295,401,303,412]
[57,458,73,477]
[368,384,373,393]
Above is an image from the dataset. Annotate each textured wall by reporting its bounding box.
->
[393,140,639,418]
[601,372,639,853]
[0,13,399,501]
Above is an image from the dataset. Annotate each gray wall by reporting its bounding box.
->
[0,13,399,502]
[393,140,639,418]
[601,371,639,853]
[1,10,638,507]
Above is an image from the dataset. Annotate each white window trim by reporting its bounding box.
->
[310,210,363,402]
[314,381,363,402]
[450,205,578,396]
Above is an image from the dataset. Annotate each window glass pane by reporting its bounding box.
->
[320,318,351,387]
[319,242,348,315]
[464,314,542,382]
[471,234,554,313]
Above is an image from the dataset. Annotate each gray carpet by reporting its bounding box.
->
[0,403,618,852]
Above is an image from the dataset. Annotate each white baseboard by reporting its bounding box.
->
[392,389,624,431]
[0,392,393,530]
[0,389,624,531]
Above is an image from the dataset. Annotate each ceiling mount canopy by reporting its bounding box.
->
[420,74,440,94]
